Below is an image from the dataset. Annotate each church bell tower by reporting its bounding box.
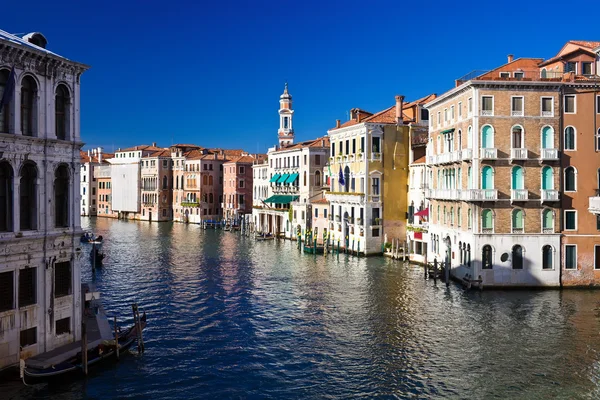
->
[278,83,294,147]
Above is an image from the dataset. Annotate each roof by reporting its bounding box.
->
[569,40,600,50]
[209,148,245,157]
[312,198,329,205]
[474,58,545,79]
[223,155,257,164]
[80,150,114,164]
[273,136,330,153]
[118,144,164,153]
[539,47,597,67]
[144,149,172,158]
[413,155,426,164]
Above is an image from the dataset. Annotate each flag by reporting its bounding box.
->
[338,165,345,187]
[0,67,16,112]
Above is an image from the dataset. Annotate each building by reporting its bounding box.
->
[425,55,563,287]
[0,30,88,369]
[252,158,269,210]
[311,198,330,245]
[94,163,116,218]
[540,41,600,285]
[325,95,416,255]
[223,155,260,222]
[80,148,112,217]
[139,148,173,222]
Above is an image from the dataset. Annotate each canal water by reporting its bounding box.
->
[5,217,600,399]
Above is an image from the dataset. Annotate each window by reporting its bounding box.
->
[500,71,510,78]
[514,71,524,80]
[239,180,244,188]
[54,261,71,298]
[467,208,472,230]
[512,245,523,269]
[511,126,523,149]
[458,102,462,118]
[444,108,448,122]
[565,210,577,230]
[482,245,493,269]
[372,137,381,153]
[437,111,441,126]
[0,271,14,312]
[564,167,576,191]
[481,125,494,148]
[597,96,600,114]
[372,177,380,195]
[564,126,575,150]
[372,228,380,237]
[542,245,553,269]
[565,245,577,269]
[239,195,244,205]
[55,84,69,140]
[512,209,524,233]
[20,162,37,231]
[596,128,600,151]
[541,97,553,117]
[20,327,37,348]
[54,165,69,228]
[19,267,36,307]
[565,62,577,73]
[315,170,321,187]
[0,69,12,133]
[21,76,37,136]
[324,208,327,218]
[0,161,13,232]
[564,95,576,113]
[421,108,429,121]
[595,245,600,270]
[481,96,493,115]
[468,97,473,115]
[511,97,524,116]
[542,209,554,233]
[582,62,592,75]
[482,209,493,233]
[56,317,71,335]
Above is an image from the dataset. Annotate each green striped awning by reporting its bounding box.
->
[285,173,299,184]
[264,195,299,204]
[441,128,455,135]
[277,174,290,184]
[269,174,281,183]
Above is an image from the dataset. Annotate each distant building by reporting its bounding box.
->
[80,148,112,217]
[223,155,261,221]
[140,148,173,222]
[0,30,89,369]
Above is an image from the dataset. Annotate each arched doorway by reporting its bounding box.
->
[444,236,451,268]
[343,211,349,248]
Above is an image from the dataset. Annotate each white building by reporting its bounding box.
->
[0,30,88,370]
[407,131,429,264]
[80,148,109,217]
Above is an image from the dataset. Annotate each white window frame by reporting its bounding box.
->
[511,96,524,117]
[564,210,577,231]
[450,105,455,121]
[513,71,524,80]
[540,97,554,117]
[582,62,593,76]
[444,108,448,123]
[564,125,577,151]
[437,111,441,127]
[564,244,577,270]
[595,245,600,270]
[564,166,577,192]
[481,96,494,116]
[499,71,510,78]
[541,245,555,270]
[458,101,462,119]
[596,95,600,114]
[564,95,577,114]
[468,97,473,116]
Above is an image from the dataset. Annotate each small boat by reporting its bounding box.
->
[81,233,103,244]
[255,233,274,241]
[303,245,325,254]
[90,245,105,267]
[23,314,147,384]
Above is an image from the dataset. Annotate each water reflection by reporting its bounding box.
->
[4,217,600,399]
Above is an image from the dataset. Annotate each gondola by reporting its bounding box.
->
[23,313,147,384]
[90,246,105,266]
[81,233,103,244]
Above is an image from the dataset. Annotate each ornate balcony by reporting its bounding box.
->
[589,196,600,214]
[541,190,559,202]
[426,188,460,200]
[464,189,498,201]
[511,189,528,201]
[461,148,473,161]
[480,148,498,160]
[540,148,559,160]
[371,152,382,162]
[510,148,528,160]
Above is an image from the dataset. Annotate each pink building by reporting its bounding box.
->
[223,155,258,220]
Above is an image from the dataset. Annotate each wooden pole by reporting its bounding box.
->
[114,316,119,360]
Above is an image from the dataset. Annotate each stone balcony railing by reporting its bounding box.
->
[464,189,498,201]
[540,148,559,160]
[541,189,559,202]
[589,196,600,214]
[510,148,528,160]
[511,189,528,201]
[371,152,382,162]
[461,148,473,161]
[426,188,498,201]
[480,148,498,160]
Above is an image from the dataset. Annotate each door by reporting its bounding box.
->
[149,211,152,222]
[481,125,493,148]
[542,167,553,190]
[481,166,493,189]
[542,127,553,149]
[512,167,524,190]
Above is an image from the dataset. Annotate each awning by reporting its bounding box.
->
[441,128,455,135]
[269,174,281,183]
[277,174,290,184]
[414,232,423,240]
[285,173,299,184]
[414,208,429,217]
[264,195,299,204]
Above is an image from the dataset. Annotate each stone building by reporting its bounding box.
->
[0,30,88,369]
[139,148,173,222]
[223,155,261,221]
[80,148,112,217]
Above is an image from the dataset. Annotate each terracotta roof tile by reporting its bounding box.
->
[274,136,329,153]
[569,40,600,49]
[80,150,114,164]
[312,198,329,204]
[119,144,164,152]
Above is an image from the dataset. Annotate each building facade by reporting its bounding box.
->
[0,30,88,369]
[140,149,172,222]
[80,148,111,217]
[223,155,257,221]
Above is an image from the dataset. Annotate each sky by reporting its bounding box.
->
[3,0,600,154]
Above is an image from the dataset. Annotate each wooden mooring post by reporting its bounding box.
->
[114,316,119,360]
[81,302,88,375]
[132,304,145,353]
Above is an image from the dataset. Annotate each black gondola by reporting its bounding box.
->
[90,245,105,267]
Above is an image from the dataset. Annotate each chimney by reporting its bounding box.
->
[152,142,157,147]
[97,147,102,163]
[87,149,91,157]
[357,112,362,123]
[336,119,341,128]
[395,95,405,125]
[507,54,514,63]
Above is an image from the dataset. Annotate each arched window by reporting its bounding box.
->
[202,175,208,185]
[162,175,168,189]
[209,193,213,203]
[344,166,350,192]
[459,241,463,263]
[450,207,454,226]
[512,209,524,233]
[467,167,472,189]
[0,69,12,133]
[21,76,37,137]
[457,129,462,150]
[437,136,441,153]
[482,245,493,269]
[55,84,70,140]
[437,205,440,224]
[0,161,13,231]
[481,166,493,189]
[512,125,524,148]
[541,126,554,149]
[542,209,554,233]
[564,126,575,150]
[482,209,493,232]
[468,208,472,229]
[565,166,576,191]
[511,166,524,190]
[443,206,447,224]
[512,245,523,269]
[467,126,473,147]
[208,175,213,185]
[180,175,184,189]
[541,166,554,190]
[20,162,37,230]
[315,170,321,187]
[481,125,494,148]
[542,245,553,269]
[304,171,307,186]
[54,165,69,227]
[467,244,471,267]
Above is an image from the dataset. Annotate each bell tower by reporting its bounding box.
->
[278,83,294,147]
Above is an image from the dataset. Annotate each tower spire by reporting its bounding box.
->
[278,83,294,147]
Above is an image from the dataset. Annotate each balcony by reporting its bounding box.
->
[540,148,559,160]
[464,189,498,201]
[589,196,600,214]
[510,148,528,160]
[541,190,559,202]
[370,218,382,226]
[511,110,524,117]
[511,189,529,202]
[371,152,382,162]
[512,227,524,234]
[541,111,553,117]
[481,109,493,116]
[426,188,460,200]
[461,148,473,161]
[480,148,497,160]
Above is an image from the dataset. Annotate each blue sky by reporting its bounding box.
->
[3,0,599,153]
